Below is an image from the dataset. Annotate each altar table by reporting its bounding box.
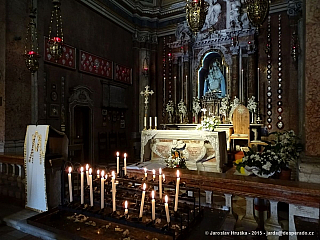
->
[140,130,227,172]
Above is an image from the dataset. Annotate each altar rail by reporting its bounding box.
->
[0,153,25,206]
[127,168,320,240]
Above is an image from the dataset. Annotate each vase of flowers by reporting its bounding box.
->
[196,116,220,131]
[247,96,257,124]
[165,150,187,169]
[166,100,175,123]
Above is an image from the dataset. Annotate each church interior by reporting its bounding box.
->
[0,0,320,239]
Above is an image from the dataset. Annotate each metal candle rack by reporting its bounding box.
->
[62,170,203,240]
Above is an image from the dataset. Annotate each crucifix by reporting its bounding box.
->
[140,85,154,117]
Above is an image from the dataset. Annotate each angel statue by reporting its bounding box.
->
[178,99,187,123]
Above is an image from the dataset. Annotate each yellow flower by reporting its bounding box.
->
[235,158,243,164]
[240,167,246,174]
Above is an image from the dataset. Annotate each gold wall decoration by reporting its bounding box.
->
[246,0,269,27]
[186,0,209,33]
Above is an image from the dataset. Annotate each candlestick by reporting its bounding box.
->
[149,117,152,130]
[144,116,147,130]
[86,164,89,185]
[151,190,155,221]
[97,169,100,179]
[152,169,155,181]
[159,168,162,199]
[68,167,73,202]
[124,153,127,176]
[155,117,157,130]
[174,170,180,211]
[165,195,170,223]
[174,76,177,104]
[124,200,128,215]
[112,171,116,212]
[186,75,188,105]
[139,183,146,218]
[80,167,84,204]
[89,168,93,207]
[241,69,244,102]
[116,152,120,175]
[101,170,105,209]
[144,168,147,180]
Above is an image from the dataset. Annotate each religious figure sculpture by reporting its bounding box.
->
[229,1,241,29]
[178,100,187,123]
[203,61,226,97]
[203,0,221,30]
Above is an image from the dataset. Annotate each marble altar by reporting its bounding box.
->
[140,130,227,172]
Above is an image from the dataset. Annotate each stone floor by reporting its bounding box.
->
[0,224,40,240]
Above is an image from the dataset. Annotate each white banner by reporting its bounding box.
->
[24,125,49,212]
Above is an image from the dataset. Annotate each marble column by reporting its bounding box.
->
[264,200,281,240]
[231,55,239,99]
[242,197,258,232]
[223,193,236,231]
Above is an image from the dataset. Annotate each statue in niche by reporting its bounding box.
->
[203,61,226,97]
[203,0,221,30]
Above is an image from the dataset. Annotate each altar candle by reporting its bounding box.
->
[165,195,170,223]
[155,117,157,129]
[124,153,127,176]
[149,117,152,129]
[124,200,128,215]
[86,164,89,185]
[68,167,73,202]
[186,75,188,105]
[101,170,105,209]
[116,152,120,175]
[159,168,162,199]
[97,169,100,179]
[151,190,156,221]
[152,169,156,181]
[241,69,244,102]
[80,167,84,204]
[174,170,180,211]
[144,168,147,179]
[174,76,177,104]
[257,68,260,100]
[112,171,116,212]
[139,183,146,218]
[89,168,93,206]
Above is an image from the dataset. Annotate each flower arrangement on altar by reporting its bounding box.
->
[234,130,302,178]
[192,97,201,115]
[247,96,257,113]
[166,100,175,115]
[229,96,240,118]
[196,116,220,131]
[177,100,187,115]
[165,150,187,169]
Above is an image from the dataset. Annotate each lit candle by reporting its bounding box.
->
[68,167,73,202]
[174,170,180,211]
[162,174,165,182]
[97,169,100,179]
[89,168,93,206]
[124,200,128,215]
[152,169,156,181]
[116,152,120,175]
[174,76,177,104]
[155,117,157,129]
[257,68,260,100]
[149,117,152,129]
[80,167,84,204]
[124,153,127,176]
[101,170,105,209]
[159,168,162,199]
[139,183,146,218]
[112,171,116,212]
[241,69,244,102]
[151,190,155,221]
[144,168,147,179]
[186,75,188,104]
[86,164,89,185]
[144,116,147,129]
[164,195,170,223]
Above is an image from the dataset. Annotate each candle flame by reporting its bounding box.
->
[143,183,146,190]
[86,164,89,170]
[163,174,165,181]
[112,171,115,178]
[101,170,105,178]
[159,168,162,174]
[177,170,180,178]
[125,200,128,209]
[116,152,119,156]
[165,195,168,203]
[152,169,155,175]
[97,169,100,175]
[152,190,154,199]
[89,168,92,175]
[144,168,147,173]
[68,167,72,173]
[80,167,83,172]
[124,153,127,158]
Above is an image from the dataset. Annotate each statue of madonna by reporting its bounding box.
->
[203,61,226,97]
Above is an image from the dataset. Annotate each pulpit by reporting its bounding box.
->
[140,130,227,172]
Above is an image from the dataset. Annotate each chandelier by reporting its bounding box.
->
[24,8,40,73]
[246,0,269,27]
[48,0,64,61]
[186,0,209,34]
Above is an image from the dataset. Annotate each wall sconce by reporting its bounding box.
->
[48,0,64,61]
[142,56,149,77]
[24,8,40,73]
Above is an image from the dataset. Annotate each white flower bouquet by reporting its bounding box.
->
[196,116,220,131]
